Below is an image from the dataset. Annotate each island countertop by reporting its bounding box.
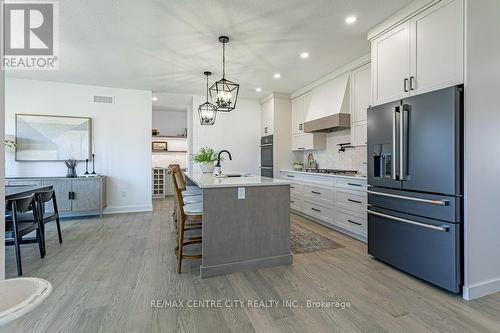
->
[185,172,290,189]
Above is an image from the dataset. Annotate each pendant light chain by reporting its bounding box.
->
[222,41,226,78]
[206,73,209,101]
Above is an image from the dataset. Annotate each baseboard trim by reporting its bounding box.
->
[463,277,500,300]
[104,205,153,215]
[200,254,293,278]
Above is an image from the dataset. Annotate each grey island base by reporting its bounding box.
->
[185,173,292,278]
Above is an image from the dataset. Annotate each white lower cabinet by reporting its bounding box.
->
[281,170,367,242]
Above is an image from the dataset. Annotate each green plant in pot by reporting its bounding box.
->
[193,147,222,174]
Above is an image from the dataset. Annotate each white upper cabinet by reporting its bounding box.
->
[371,21,411,106]
[409,0,464,95]
[350,62,371,146]
[350,63,371,123]
[260,99,273,136]
[292,91,312,134]
[370,0,464,106]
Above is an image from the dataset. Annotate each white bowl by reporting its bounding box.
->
[0,278,52,327]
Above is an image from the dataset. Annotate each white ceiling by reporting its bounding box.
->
[7,0,413,98]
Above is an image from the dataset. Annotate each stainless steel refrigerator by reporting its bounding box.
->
[367,85,463,293]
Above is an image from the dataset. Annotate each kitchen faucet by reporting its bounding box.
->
[214,150,232,175]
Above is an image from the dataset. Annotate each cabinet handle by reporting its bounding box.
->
[311,208,321,212]
[347,219,362,226]
[311,191,321,195]
[265,127,268,134]
[299,123,303,131]
[403,78,409,92]
[290,186,295,189]
[347,183,362,187]
[68,192,72,200]
[290,200,295,203]
[409,76,415,90]
[297,147,305,150]
[347,198,362,204]
[287,175,295,178]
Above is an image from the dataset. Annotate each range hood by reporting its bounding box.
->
[303,113,351,133]
[303,72,351,133]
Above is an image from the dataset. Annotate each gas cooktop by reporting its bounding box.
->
[305,169,358,175]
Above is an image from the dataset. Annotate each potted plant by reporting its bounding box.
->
[193,147,220,174]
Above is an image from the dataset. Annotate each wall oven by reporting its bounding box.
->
[260,135,273,178]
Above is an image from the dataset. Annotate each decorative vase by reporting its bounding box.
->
[199,162,215,174]
[66,166,77,178]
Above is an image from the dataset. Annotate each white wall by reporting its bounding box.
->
[5,78,152,214]
[191,96,260,174]
[0,56,5,280]
[463,0,500,300]
[152,109,187,137]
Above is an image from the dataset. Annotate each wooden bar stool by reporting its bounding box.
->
[170,166,202,228]
[171,167,202,273]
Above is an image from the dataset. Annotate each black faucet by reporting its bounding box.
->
[216,150,232,167]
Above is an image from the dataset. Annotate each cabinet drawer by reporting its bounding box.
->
[6,179,41,186]
[289,183,303,197]
[335,189,367,213]
[303,184,334,204]
[290,195,303,212]
[335,208,367,235]
[302,199,334,223]
[335,178,367,191]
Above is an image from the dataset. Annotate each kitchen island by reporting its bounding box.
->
[184,172,292,278]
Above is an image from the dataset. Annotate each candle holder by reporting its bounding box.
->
[91,154,96,174]
[84,159,89,175]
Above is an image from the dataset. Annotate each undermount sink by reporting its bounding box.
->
[0,278,52,327]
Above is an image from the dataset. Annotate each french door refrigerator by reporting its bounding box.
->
[367,86,463,293]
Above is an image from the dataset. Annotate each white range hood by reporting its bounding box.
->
[304,72,351,133]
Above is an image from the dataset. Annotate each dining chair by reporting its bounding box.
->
[5,194,45,276]
[35,189,63,250]
[171,166,203,273]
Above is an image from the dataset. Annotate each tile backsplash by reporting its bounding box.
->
[302,129,367,175]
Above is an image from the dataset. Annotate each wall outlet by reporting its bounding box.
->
[238,187,245,200]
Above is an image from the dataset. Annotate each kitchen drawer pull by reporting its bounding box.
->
[347,182,362,187]
[297,147,305,150]
[347,198,362,204]
[311,208,321,212]
[311,191,321,195]
[290,200,295,203]
[367,210,449,232]
[367,190,449,206]
[290,186,295,189]
[287,175,295,178]
[347,219,362,226]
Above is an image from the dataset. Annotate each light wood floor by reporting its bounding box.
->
[4,198,500,333]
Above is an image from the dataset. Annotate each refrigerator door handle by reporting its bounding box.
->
[400,105,408,181]
[367,210,449,232]
[367,190,450,206]
[392,107,400,180]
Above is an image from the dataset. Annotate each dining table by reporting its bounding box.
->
[5,185,53,201]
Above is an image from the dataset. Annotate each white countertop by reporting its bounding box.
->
[281,169,367,181]
[185,172,291,189]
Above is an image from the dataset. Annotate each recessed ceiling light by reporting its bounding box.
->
[345,16,357,24]
[274,73,281,79]
[256,88,262,92]
[152,96,158,101]
[300,52,309,59]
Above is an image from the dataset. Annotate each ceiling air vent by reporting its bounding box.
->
[93,95,114,104]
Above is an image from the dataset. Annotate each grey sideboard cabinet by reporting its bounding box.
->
[5,176,107,218]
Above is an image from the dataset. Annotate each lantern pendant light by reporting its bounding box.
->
[209,36,240,112]
[198,71,217,126]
